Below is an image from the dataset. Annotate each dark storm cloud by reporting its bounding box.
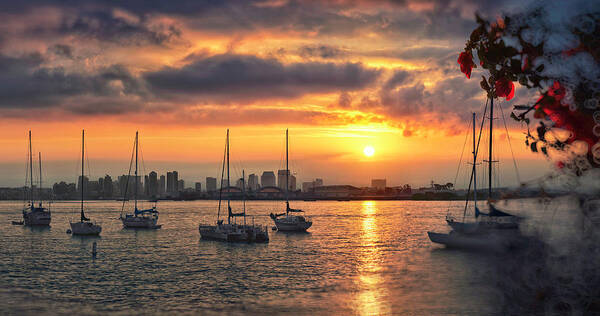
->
[298,45,346,59]
[48,44,74,59]
[0,52,144,111]
[0,0,522,40]
[25,10,182,46]
[144,54,382,101]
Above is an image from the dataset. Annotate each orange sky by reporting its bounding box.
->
[0,0,550,187]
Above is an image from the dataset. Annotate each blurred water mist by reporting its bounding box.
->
[495,195,600,315]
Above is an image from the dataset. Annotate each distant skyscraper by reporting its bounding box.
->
[289,174,297,191]
[371,179,386,190]
[195,182,202,192]
[103,175,113,198]
[261,171,276,187]
[159,175,166,195]
[148,171,158,197]
[206,177,217,192]
[235,178,244,190]
[167,171,179,193]
[78,175,89,194]
[144,175,149,196]
[248,173,259,191]
[177,179,184,192]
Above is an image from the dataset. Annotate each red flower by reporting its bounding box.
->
[556,161,565,169]
[457,51,474,79]
[548,81,566,101]
[495,77,515,100]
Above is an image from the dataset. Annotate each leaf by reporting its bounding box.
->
[480,77,490,91]
[510,112,519,121]
[541,146,548,155]
[536,64,545,72]
[530,142,538,152]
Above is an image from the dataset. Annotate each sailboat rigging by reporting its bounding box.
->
[119,131,161,229]
[199,129,269,243]
[270,129,312,232]
[429,96,522,250]
[70,129,102,235]
[21,131,51,226]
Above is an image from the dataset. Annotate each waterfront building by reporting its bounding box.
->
[371,179,386,190]
[248,173,259,191]
[206,177,217,192]
[261,171,276,187]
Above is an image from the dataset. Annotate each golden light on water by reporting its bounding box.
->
[355,201,391,315]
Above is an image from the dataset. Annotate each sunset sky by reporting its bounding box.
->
[0,0,548,188]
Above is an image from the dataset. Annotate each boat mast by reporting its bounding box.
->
[472,113,477,211]
[81,129,85,222]
[488,97,493,199]
[38,152,42,207]
[285,129,289,215]
[242,169,246,226]
[29,131,33,207]
[227,129,230,225]
[134,131,138,212]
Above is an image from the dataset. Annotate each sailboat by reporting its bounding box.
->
[22,131,51,226]
[199,129,269,242]
[70,130,102,235]
[428,97,521,249]
[119,131,161,229]
[270,129,312,232]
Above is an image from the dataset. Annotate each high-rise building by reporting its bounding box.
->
[206,177,217,192]
[144,175,150,196]
[159,175,166,195]
[195,182,202,192]
[77,175,89,194]
[289,174,296,191]
[235,178,244,190]
[177,179,184,192]
[148,171,158,197]
[118,175,142,198]
[103,175,113,198]
[371,179,386,190]
[248,174,259,191]
[277,169,289,190]
[261,171,276,187]
[167,171,179,193]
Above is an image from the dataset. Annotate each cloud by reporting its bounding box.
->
[144,53,382,102]
[298,44,347,59]
[0,52,145,112]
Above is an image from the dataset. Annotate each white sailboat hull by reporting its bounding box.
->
[272,216,312,232]
[70,221,102,235]
[428,231,518,252]
[23,208,51,226]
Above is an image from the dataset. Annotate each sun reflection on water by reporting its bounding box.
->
[355,201,391,315]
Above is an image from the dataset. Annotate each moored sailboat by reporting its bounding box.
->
[429,97,521,250]
[199,129,269,243]
[70,130,102,236]
[119,132,161,229]
[22,131,51,226]
[270,129,312,232]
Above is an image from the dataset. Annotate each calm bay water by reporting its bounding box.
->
[0,199,541,315]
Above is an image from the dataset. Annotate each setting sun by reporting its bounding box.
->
[363,146,375,157]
